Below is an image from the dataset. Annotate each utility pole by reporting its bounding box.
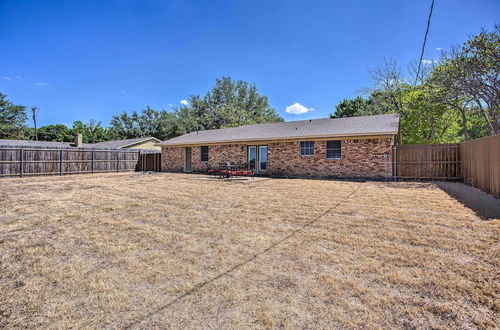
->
[31,107,38,141]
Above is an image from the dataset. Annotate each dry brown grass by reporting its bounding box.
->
[0,173,499,329]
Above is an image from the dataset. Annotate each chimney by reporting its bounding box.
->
[74,134,83,148]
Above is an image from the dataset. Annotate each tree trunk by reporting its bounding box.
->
[475,99,497,135]
[458,107,469,140]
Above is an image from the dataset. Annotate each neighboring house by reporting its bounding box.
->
[0,139,76,149]
[0,136,161,152]
[90,137,162,151]
[158,114,400,179]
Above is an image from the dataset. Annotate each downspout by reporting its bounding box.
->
[392,134,397,181]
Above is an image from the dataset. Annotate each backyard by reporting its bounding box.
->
[0,173,498,328]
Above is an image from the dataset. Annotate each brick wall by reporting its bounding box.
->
[161,147,184,172]
[161,144,247,172]
[268,138,393,178]
[161,137,394,178]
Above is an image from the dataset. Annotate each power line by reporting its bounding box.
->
[415,0,435,85]
[123,182,363,329]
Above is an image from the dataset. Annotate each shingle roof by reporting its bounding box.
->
[0,140,76,148]
[89,137,161,149]
[159,114,400,146]
[0,137,161,150]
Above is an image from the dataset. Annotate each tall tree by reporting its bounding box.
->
[38,124,74,142]
[108,77,282,140]
[429,25,500,135]
[0,93,27,139]
[108,111,142,139]
[175,77,283,132]
[107,107,177,140]
[329,26,499,143]
[330,97,368,118]
[72,120,109,143]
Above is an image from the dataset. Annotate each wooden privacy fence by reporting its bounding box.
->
[137,153,161,172]
[0,146,140,177]
[393,144,461,181]
[461,135,500,198]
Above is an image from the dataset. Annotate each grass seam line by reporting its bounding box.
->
[124,182,363,329]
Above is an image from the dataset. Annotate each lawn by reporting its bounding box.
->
[0,173,498,328]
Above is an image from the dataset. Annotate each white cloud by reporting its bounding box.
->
[16,75,22,80]
[436,47,442,51]
[180,99,189,106]
[285,102,314,115]
[35,81,48,87]
[421,59,437,65]
[1,76,10,80]
[120,89,129,95]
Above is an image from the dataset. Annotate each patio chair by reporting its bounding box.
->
[226,162,254,179]
[206,163,218,176]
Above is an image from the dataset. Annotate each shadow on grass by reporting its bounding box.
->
[437,182,500,220]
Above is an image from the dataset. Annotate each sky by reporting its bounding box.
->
[0,0,499,127]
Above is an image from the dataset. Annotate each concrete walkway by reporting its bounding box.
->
[437,182,500,220]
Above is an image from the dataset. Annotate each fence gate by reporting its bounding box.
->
[393,144,461,181]
[138,153,161,172]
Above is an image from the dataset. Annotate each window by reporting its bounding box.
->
[200,146,209,162]
[300,141,315,156]
[326,140,341,159]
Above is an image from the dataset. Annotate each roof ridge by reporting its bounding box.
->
[187,113,399,135]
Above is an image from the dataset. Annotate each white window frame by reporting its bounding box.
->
[326,140,341,159]
[300,141,315,156]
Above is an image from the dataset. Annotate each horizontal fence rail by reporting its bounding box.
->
[0,146,141,177]
[461,135,500,199]
[393,144,462,181]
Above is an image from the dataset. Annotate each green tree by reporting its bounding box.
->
[72,120,109,143]
[108,111,142,139]
[136,107,178,140]
[429,25,500,135]
[0,92,28,139]
[108,107,177,140]
[108,77,282,140]
[399,85,463,144]
[175,77,283,132]
[329,25,499,144]
[38,124,74,142]
[331,97,368,118]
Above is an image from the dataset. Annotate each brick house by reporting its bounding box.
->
[158,114,400,179]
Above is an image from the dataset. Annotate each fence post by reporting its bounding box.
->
[91,150,95,173]
[20,148,24,177]
[392,145,397,181]
[60,149,64,175]
[117,150,120,172]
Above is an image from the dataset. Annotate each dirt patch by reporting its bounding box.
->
[437,182,500,220]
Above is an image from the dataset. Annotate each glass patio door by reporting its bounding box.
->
[248,145,268,173]
[258,146,267,172]
[248,146,257,170]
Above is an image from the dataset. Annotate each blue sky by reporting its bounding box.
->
[0,0,499,127]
